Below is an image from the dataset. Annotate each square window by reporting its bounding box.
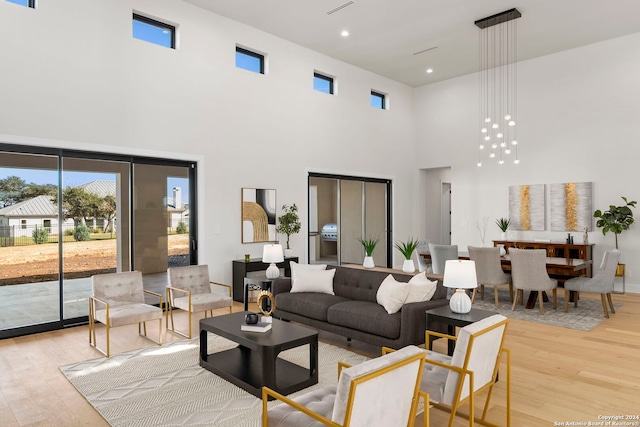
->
[236,46,264,74]
[371,91,386,109]
[6,0,35,8]
[133,13,175,49]
[314,73,334,94]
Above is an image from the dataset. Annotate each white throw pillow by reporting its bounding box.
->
[376,274,410,315]
[290,262,335,294]
[404,272,438,303]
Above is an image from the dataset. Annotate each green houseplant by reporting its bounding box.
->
[394,238,419,273]
[495,217,511,242]
[276,204,301,254]
[358,237,379,268]
[594,196,637,249]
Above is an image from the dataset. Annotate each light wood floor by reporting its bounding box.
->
[1,292,639,426]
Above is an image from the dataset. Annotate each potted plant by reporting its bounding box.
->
[394,238,419,273]
[358,237,379,268]
[276,204,301,257]
[594,196,636,249]
[495,217,511,241]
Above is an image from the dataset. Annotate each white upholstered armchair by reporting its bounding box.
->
[89,270,163,357]
[166,265,233,338]
[263,345,428,427]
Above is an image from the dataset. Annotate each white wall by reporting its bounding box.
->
[414,32,640,292]
[0,0,417,279]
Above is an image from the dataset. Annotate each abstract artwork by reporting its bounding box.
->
[242,188,276,243]
[509,184,545,231]
[550,182,593,231]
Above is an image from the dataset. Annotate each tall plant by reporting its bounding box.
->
[594,196,637,249]
[276,204,301,250]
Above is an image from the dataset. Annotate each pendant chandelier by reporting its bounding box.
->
[475,8,521,167]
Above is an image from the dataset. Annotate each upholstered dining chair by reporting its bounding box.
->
[89,270,163,357]
[468,246,512,308]
[509,248,557,315]
[414,240,432,273]
[429,244,459,275]
[166,265,233,339]
[563,249,620,318]
[420,314,510,427]
[263,345,429,427]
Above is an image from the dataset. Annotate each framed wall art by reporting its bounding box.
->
[242,188,276,243]
[508,184,545,231]
[550,182,593,231]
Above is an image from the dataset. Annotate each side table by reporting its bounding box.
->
[426,306,498,356]
[244,275,273,312]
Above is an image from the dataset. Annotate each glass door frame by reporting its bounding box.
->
[307,172,392,267]
[0,143,198,339]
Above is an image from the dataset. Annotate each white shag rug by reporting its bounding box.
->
[60,334,369,426]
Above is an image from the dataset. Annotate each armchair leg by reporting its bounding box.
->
[607,293,615,314]
[600,294,610,318]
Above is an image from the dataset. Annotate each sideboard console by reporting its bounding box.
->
[232,257,298,302]
[493,240,594,279]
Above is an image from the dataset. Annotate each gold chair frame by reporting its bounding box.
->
[166,281,232,339]
[88,289,163,358]
[421,319,511,427]
[262,353,430,427]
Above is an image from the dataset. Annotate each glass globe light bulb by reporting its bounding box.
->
[505,148,511,154]
[477,161,482,167]
[484,136,491,141]
[479,144,485,150]
[489,152,496,158]
[492,123,499,129]
[485,117,491,123]
[491,143,497,149]
[512,140,518,145]
[500,141,506,148]
[498,159,504,165]
[497,132,503,138]
[509,120,516,126]
[481,128,487,133]
[514,159,520,164]
[504,114,511,120]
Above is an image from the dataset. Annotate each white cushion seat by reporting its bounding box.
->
[94,303,162,328]
[173,292,232,313]
[267,385,337,427]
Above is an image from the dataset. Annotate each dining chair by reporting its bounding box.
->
[468,246,512,308]
[414,240,432,273]
[428,244,459,275]
[508,248,557,315]
[263,345,428,427]
[563,249,620,318]
[166,264,233,339]
[89,270,163,357]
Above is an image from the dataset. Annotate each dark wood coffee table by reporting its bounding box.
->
[199,312,318,399]
[426,306,498,355]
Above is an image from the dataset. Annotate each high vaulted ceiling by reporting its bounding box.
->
[181,0,640,87]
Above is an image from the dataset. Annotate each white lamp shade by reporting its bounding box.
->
[443,260,478,290]
[262,244,284,264]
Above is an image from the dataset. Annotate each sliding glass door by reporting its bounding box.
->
[0,144,197,339]
[308,173,391,267]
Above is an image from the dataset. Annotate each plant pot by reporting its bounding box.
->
[284,249,293,257]
[363,256,375,269]
[402,259,415,273]
[500,232,507,241]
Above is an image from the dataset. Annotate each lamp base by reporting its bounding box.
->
[265,263,280,279]
[449,288,472,314]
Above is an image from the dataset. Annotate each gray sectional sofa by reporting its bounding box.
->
[272,265,449,349]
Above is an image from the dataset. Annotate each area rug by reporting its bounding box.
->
[60,335,369,427]
[471,287,622,331]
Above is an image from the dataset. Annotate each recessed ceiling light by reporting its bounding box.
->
[426,68,433,74]
[341,30,349,37]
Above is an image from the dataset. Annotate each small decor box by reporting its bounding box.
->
[241,322,272,333]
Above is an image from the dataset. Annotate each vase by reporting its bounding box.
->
[363,256,375,269]
[402,259,415,273]
[500,232,507,241]
[284,248,293,257]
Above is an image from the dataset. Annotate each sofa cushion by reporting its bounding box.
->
[405,272,438,304]
[276,292,351,322]
[290,265,336,295]
[376,274,411,314]
[327,300,400,339]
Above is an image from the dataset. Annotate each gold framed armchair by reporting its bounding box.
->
[89,270,163,358]
[263,345,429,427]
[166,265,233,339]
[418,314,511,427]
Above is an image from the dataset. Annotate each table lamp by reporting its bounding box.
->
[262,244,284,279]
[443,259,478,314]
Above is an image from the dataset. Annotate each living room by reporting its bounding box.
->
[1,0,639,425]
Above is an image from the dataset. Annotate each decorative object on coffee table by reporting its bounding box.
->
[443,259,478,314]
[257,290,275,317]
[358,236,379,268]
[276,203,301,257]
[263,243,284,279]
[394,237,419,273]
